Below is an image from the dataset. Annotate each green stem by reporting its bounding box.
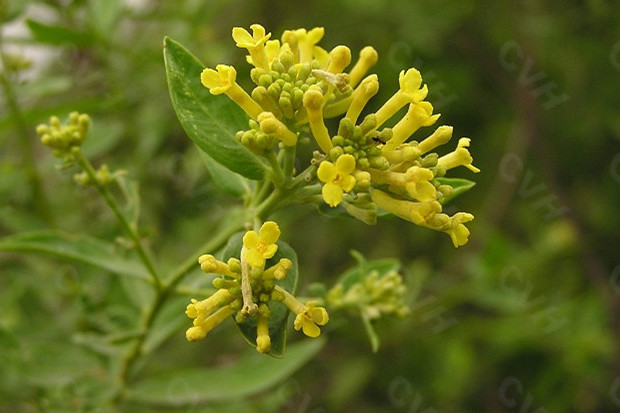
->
[266,151,285,187]
[110,214,245,405]
[75,151,162,291]
[0,36,53,224]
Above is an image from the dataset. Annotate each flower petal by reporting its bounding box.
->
[301,319,321,338]
[335,154,356,174]
[244,248,265,267]
[243,230,260,249]
[317,161,337,183]
[262,244,278,260]
[259,221,280,244]
[339,175,356,192]
[322,182,343,207]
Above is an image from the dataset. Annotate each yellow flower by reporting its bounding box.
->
[201,65,263,119]
[284,27,325,63]
[232,24,271,71]
[374,68,429,128]
[293,301,329,338]
[186,305,236,342]
[382,102,440,152]
[371,189,441,226]
[345,74,379,124]
[327,45,352,74]
[303,87,333,153]
[445,212,474,247]
[242,221,280,268]
[437,137,480,173]
[348,46,379,88]
[255,313,271,353]
[317,154,357,207]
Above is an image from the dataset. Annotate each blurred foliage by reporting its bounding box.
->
[1,0,619,412]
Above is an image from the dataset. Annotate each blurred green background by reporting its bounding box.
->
[1,0,620,412]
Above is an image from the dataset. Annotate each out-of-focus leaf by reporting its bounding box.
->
[126,338,325,406]
[0,231,150,281]
[221,233,298,357]
[26,19,94,47]
[88,0,124,36]
[197,148,251,198]
[163,37,267,180]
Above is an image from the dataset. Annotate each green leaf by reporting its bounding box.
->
[26,19,94,47]
[126,338,325,406]
[163,37,267,180]
[0,231,150,281]
[221,233,298,357]
[436,177,476,204]
[197,147,251,198]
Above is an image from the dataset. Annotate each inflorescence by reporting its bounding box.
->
[201,24,479,248]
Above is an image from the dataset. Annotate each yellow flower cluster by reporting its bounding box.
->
[201,24,479,247]
[36,112,90,162]
[327,269,410,320]
[185,221,329,353]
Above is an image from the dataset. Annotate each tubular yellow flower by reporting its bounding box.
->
[263,258,293,280]
[232,24,271,71]
[198,254,237,277]
[303,88,333,153]
[276,286,329,338]
[264,39,281,64]
[201,65,263,119]
[382,144,422,164]
[242,221,280,268]
[368,166,436,201]
[185,289,234,322]
[295,27,325,63]
[445,212,474,247]
[418,125,453,154]
[317,154,357,207]
[382,102,440,152]
[404,166,437,201]
[345,74,379,124]
[373,68,429,128]
[327,45,352,74]
[349,46,379,88]
[437,137,480,173]
[371,189,441,225]
[257,112,298,146]
[256,313,271,353]
[186,304,236,342]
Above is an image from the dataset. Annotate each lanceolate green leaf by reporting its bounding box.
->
[0,231,150,281]
[126,338,325,406]
[163,37,267,180]
[436,177,476,204]
[221,233,298,357]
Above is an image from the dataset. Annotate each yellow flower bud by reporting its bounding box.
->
[303,88,333,153]
[345,74,379,124]
[257,112,298,146]
[327,45,352,74]
[349,46,379,88]
[418,125,453,154]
